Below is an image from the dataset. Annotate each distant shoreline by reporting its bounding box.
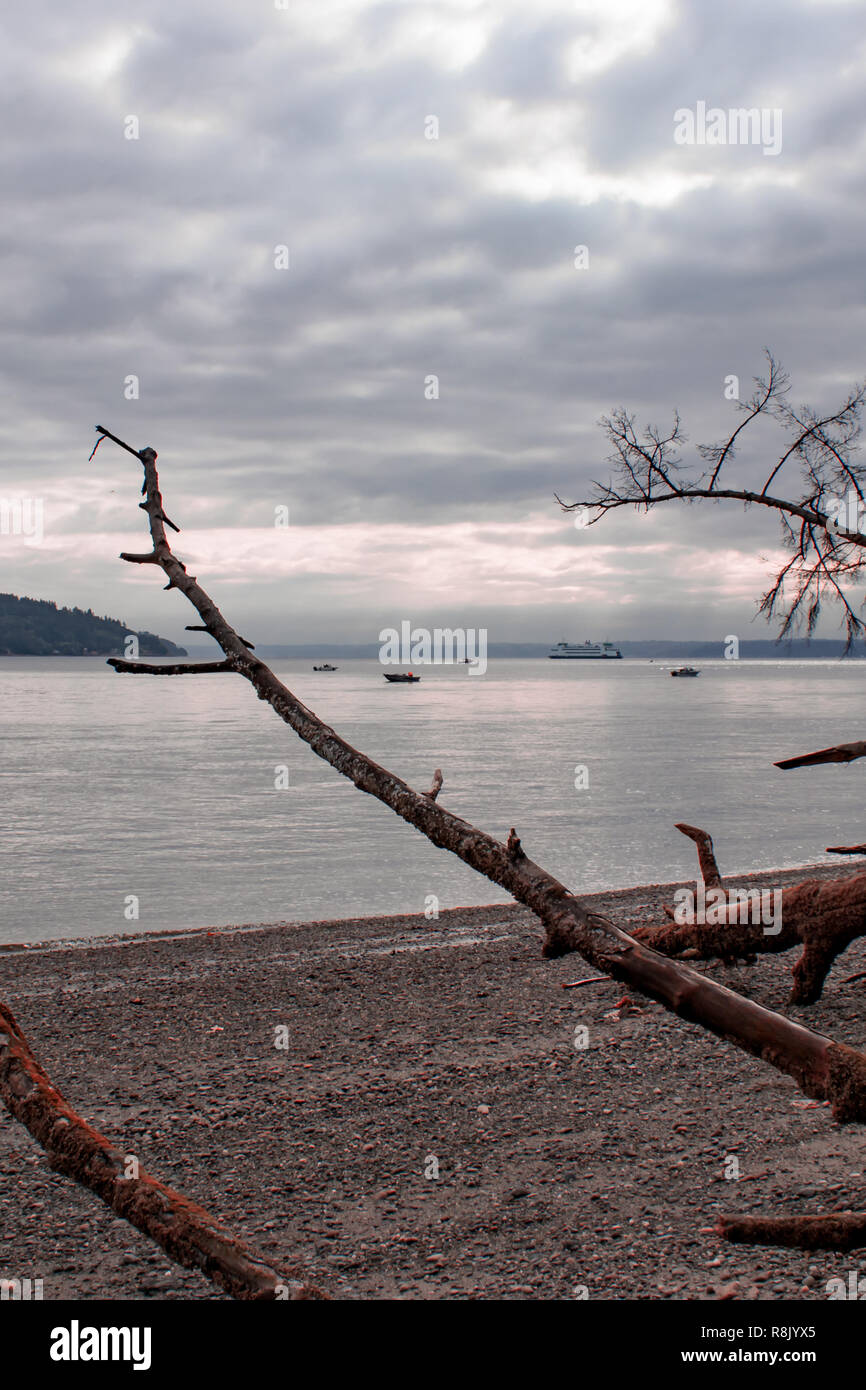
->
[2,649,866,661]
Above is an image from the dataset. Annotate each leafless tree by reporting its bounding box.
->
[556,352,866,647]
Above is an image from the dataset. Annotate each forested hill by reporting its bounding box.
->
[0,594,187,656]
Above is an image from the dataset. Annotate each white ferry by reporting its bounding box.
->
[548,640,622,660]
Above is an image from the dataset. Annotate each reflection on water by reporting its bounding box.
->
[1,657,864,942]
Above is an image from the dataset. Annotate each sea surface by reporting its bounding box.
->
[1,656,864,943]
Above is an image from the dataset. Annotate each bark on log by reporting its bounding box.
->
[717,1211,866,1251]
[636,827,866,1003]
[0,1000,327,1300]
[107,659,234,675]
[776,741,866,770]
[92,429,866,1122]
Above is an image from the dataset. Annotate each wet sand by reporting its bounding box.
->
[1,862,865,1301]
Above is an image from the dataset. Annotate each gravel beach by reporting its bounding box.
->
[2,862,865,1302]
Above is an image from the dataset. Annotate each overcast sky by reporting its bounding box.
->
[2,0,865,646]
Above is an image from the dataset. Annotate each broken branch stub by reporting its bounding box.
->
[674,822,722,889]
[425,769,444,801]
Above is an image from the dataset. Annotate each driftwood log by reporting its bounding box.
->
[0,1001,326,1300]
[107,658,234,675]
[633,823,866,1004]
[776,741,866,770]
[718,1210,866,1252]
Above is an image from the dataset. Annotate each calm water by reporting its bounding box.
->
[1,657,864,943]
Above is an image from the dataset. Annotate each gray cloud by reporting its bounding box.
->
[0,0,864,643]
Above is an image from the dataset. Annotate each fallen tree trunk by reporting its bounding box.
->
[634,824,866,1004]
[717,1211,866,1252]
[0,1000,327,1300]
[90,429,866,1123]
[106,658,234,675]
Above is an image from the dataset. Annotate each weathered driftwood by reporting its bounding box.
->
[718,1211,866,1252]
[776,740,866,770]
[636,823,866,1004]
[107,658,234,675]
[0,1001,327,1300]
[561,976,612,989]
[94,428,866,1125]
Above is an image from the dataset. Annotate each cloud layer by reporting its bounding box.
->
[1,0,864,643]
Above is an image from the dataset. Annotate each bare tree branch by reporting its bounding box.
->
[88,425,866,1124]
[775,741,866,770]
[107,659,235,675]
[708,354,785,489]
[557,353,866,647]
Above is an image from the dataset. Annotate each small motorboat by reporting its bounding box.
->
[670,666,700,678]
[384,672,421,683]
[313,663,338,671]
